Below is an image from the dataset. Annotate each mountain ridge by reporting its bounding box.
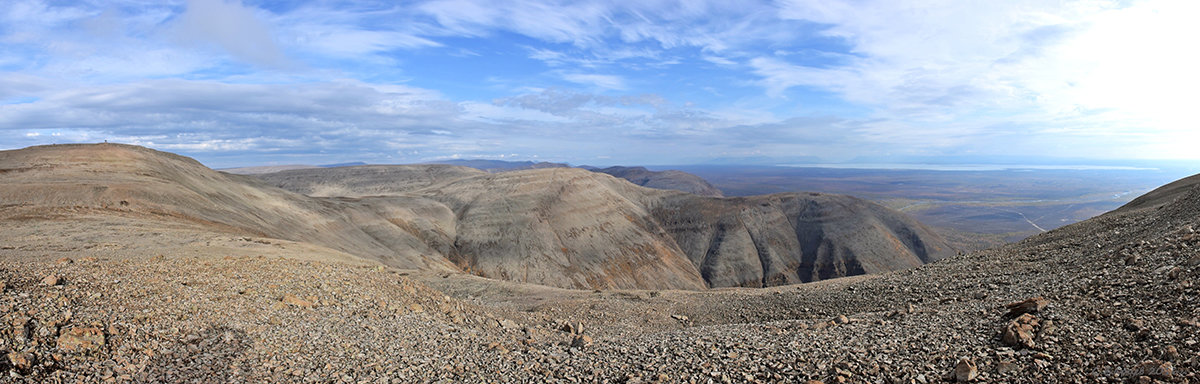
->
[258,163,955,288]
[588,166,724,197]
[2,144,953,290]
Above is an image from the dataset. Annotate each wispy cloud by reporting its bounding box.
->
[171,0,290,68]
[0,0,1196,165]
[561,73,627,91]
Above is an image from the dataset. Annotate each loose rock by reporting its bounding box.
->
[40,274,61,286]
[570,335,593,348]
[1004,297,1048,317]
[1135,360,1173,379]
[953,358,978,382]
[995,361,1017,375]
[1002,313,1038,349]
[6,351,34,371]
[282,293,316,308]
[57,326,106,352]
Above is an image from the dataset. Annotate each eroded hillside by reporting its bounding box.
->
[261,161,954,288]
[2,144,951,289]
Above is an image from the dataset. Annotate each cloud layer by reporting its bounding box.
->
[1,0,1196,167]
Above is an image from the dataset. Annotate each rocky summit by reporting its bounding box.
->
[0,143,1197,383]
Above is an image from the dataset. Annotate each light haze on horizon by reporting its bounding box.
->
[1,0,1197,168]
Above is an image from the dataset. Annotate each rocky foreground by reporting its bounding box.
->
[0,145,1195,381]
[0,175,1197,383]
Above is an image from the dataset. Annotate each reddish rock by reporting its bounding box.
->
[954,358,979,382]
[1002,313,1039,349]
[1005,297,1048,317]
[41,274,61,286]
[57,326,105,353]
[7,351,34,371]
[282,293,315,309]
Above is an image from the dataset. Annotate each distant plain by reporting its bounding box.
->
[666,165,1198,251]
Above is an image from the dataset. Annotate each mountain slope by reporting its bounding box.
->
[648,192,947,287]
[258,164,487,197]
[1,144,952,290]
[431,159,570,172]
[260,164,954,288]
[1117,172,1200,212]
[0,144,456,271]
[414,168,708,290]
[219,164,319,174]
[590,166,724,197]
[3,147,1195,382]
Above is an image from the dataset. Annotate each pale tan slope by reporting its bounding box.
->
[591,166,725,197]
[259,164,954,289]
[219,164,320,174]
[257,164,486,197]
[414,168,708,290]
[0,144,456,271]
[264,165,708,289]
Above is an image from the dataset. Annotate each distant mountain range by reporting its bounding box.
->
[430,159,570,172]
[219,162,368,175]
[227,159,726,198]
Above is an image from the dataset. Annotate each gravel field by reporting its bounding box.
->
[2,180,1198,383]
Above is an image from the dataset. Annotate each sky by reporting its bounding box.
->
[1,0,1198,168]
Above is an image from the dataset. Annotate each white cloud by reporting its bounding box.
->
[417,0,609,46]
[0,0,94,44]
[758,0,1200,159]
[561,73,627,90]
[172,0,290,68]
[460,101,571,124]
[3,0,1197,163]
[272,5,442,59]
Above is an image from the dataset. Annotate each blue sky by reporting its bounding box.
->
[1,0,1198,167]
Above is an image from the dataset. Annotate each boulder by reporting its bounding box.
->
[1004,297,1048,317]
[1002,313,1038,349]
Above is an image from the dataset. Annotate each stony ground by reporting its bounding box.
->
[2,187,1199,383]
